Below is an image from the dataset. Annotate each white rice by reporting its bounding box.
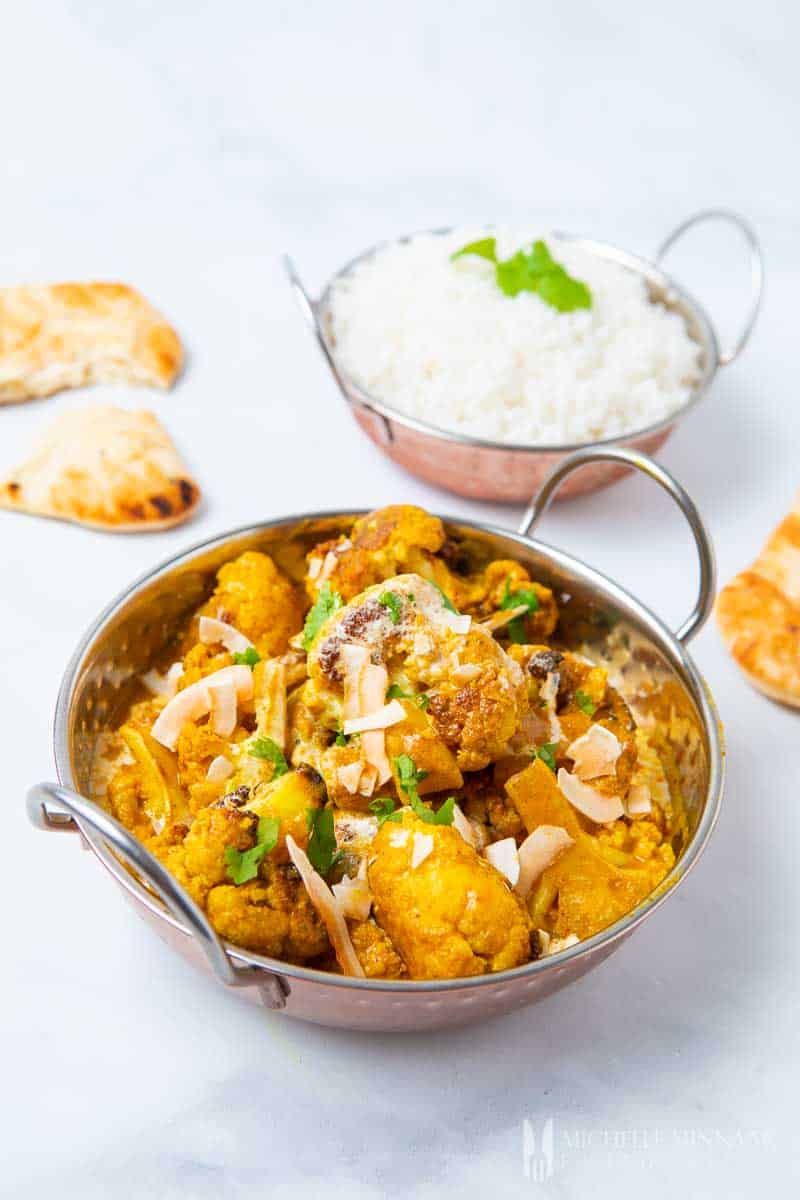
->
[327,228,702,446]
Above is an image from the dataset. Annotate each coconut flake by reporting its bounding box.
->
[206,755,234,782]
[331,873,373,921]
[340,643,370,718]
[547,934,580,956]
[480,604,529,633]
[541,672,562,743]
[536,929,552,956]
[451,802,477,847]
[285,836,364,977]
[198,615,253,655]
[437,610,472,635]
[359,663,393,784]
[411,831,434,869]
[515,825,574,897]
[337,762,364,794]
[484,837,520,886]
[356,763,379,797]
[557,768,624,824]
[141,662,183,699]
[319,551,339,584]
[624,783,652,817]
[567,724,622,781]
[150,665,254,750]
[207,677,238,737]
[389,828,410,848]
[307,556,323,581]
[343,699,405,735]
[450,660,482,683]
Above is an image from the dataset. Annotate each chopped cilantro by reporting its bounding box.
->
[247,736,289,778]
[306,806,343,876]
[225,815,280,885]
[424,795,456,826]
[394,754,454,825]
[302,584,342,651]
[575,689,597,717]
[395,753,428,803]
[452,236,592,313]
[451,236,498,264]
[334,724,347,747]
[378,590,403,624]
[386,683,430,710]
[500,577,540,644]
[368,796,402,828]
[431,581,458,614]
[535,742,558,773]
[232,647,260,668]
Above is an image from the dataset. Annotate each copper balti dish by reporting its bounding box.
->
[286,210,763,501]
[27,446,723,1032]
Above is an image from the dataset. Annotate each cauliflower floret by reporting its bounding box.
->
[107,763,147,834]
[195,550,304,657]
[175,722,236,788]
[368,810,531,979]
[176,643,234,691]
[206,865,329,961]
[305,505,446,602]
[349,919,406,978]
[161,796,258,906]
[467,560,558,641]
[306,573,528,776]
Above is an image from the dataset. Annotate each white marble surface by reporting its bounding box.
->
[3,2,799,1195]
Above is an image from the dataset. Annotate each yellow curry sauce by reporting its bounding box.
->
[96,504,678,980]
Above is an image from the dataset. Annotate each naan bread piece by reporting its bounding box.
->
[0,282,182,403]
[716,502,800,706]
[0,406,200,531]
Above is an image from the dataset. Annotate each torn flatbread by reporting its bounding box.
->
[0,282,182,403]
[716,498,800,706]
[0,406,200,531]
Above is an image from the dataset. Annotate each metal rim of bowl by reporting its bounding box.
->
[293,212,762,455]
[45,505,724,997]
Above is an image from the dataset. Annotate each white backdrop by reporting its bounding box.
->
[2,2,797,1196]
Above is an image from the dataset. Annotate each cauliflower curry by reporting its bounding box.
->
[96,505,680,980]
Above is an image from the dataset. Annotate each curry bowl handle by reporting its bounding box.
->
[517,445,716,645]
[26,782,289,1009]
[656,208,763,366]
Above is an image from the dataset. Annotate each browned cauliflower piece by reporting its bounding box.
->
[305,505,447,602]
[368,810,531,979]
[195,550,304,657]
[425,631,527,773]
[349,919,406,978]
[469,560,558,641]
[206,864,329,961]
[510,645,638,799]
[306,574,528,777]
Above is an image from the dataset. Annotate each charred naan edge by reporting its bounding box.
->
[0,281,182,403]
[716,500,800,706]
[0,406,201,532]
